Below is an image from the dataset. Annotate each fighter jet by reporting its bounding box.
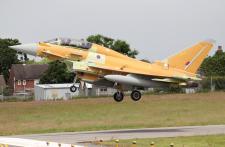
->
[10,38,214,102]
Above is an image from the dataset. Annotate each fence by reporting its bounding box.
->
[0,95,34,102]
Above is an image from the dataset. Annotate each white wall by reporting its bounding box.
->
[35,85,79,100]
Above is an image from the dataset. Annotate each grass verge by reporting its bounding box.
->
[102,135,225,147]
[0,92,225,135]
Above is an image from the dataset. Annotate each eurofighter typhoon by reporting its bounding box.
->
[10,38,214,102]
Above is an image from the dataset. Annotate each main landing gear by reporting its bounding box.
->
[113,91,124,102]
[130,90,142,101]
[113,90,142,102]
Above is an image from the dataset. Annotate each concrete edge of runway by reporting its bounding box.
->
[0,137,84,147]
[9,124,225,137]
[3,125,225,146]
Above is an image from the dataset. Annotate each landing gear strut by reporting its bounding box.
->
[70,75,78,93]
[131,90,142,101]
[113,92,124,102]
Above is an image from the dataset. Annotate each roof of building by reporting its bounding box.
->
[0,75,6,87]
[11,64,49,80]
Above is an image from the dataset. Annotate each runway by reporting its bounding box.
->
[9,125,225,145]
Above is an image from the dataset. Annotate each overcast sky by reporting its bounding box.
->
[0,0,225,61]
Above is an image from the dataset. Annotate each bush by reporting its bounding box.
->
[3,87,13,96]
[153,87,183,94]
[201,76,225,90]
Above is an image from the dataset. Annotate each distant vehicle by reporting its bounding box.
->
[10,38,214,102]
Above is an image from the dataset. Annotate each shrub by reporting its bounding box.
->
[201,76,225,90]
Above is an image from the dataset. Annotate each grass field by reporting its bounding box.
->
[0,92,225,135]
[102,135,225,147]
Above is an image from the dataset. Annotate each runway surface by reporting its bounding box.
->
[9,125,225,144]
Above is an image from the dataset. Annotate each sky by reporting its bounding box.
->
[0,0,225,61]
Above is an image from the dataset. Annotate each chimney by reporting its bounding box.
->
[218,46,223,51]
[216,45,223,55]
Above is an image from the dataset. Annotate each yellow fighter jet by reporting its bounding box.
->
[10,38,214,102]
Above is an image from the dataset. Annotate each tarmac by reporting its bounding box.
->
[8,125,225,145]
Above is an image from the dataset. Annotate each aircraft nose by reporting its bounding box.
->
[9,43,38,56]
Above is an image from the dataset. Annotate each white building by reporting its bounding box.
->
[92,85,117,96]
[35,83,79,100]
[78,83,117,97]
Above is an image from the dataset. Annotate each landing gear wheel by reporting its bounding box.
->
[131,90,141,101]
[113,92,124,102]
[70,85,77,92]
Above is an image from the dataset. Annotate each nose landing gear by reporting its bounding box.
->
[70,85,77,92]
[70,75,78,93]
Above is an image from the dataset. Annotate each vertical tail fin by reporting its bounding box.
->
[162,40,215,74]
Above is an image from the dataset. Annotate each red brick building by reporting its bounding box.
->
[8,64,48,94]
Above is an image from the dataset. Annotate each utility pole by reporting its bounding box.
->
[24,84,26,100]
[210,76,214,91]
[1,86,3,101]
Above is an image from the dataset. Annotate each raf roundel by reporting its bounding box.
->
[185,61,190,66]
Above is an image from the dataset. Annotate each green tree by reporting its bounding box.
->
[87,34,114,48]
[0,38,20,81]
[87,34,138,58]
[200,51,225,76]
[141,59,151,63]
[39,60,74,84]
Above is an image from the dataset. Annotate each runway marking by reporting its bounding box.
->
[0,137,84,147]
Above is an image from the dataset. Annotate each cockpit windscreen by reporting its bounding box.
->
[44,38,92,49]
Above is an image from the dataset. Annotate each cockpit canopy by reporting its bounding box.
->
[44,38,92,49]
